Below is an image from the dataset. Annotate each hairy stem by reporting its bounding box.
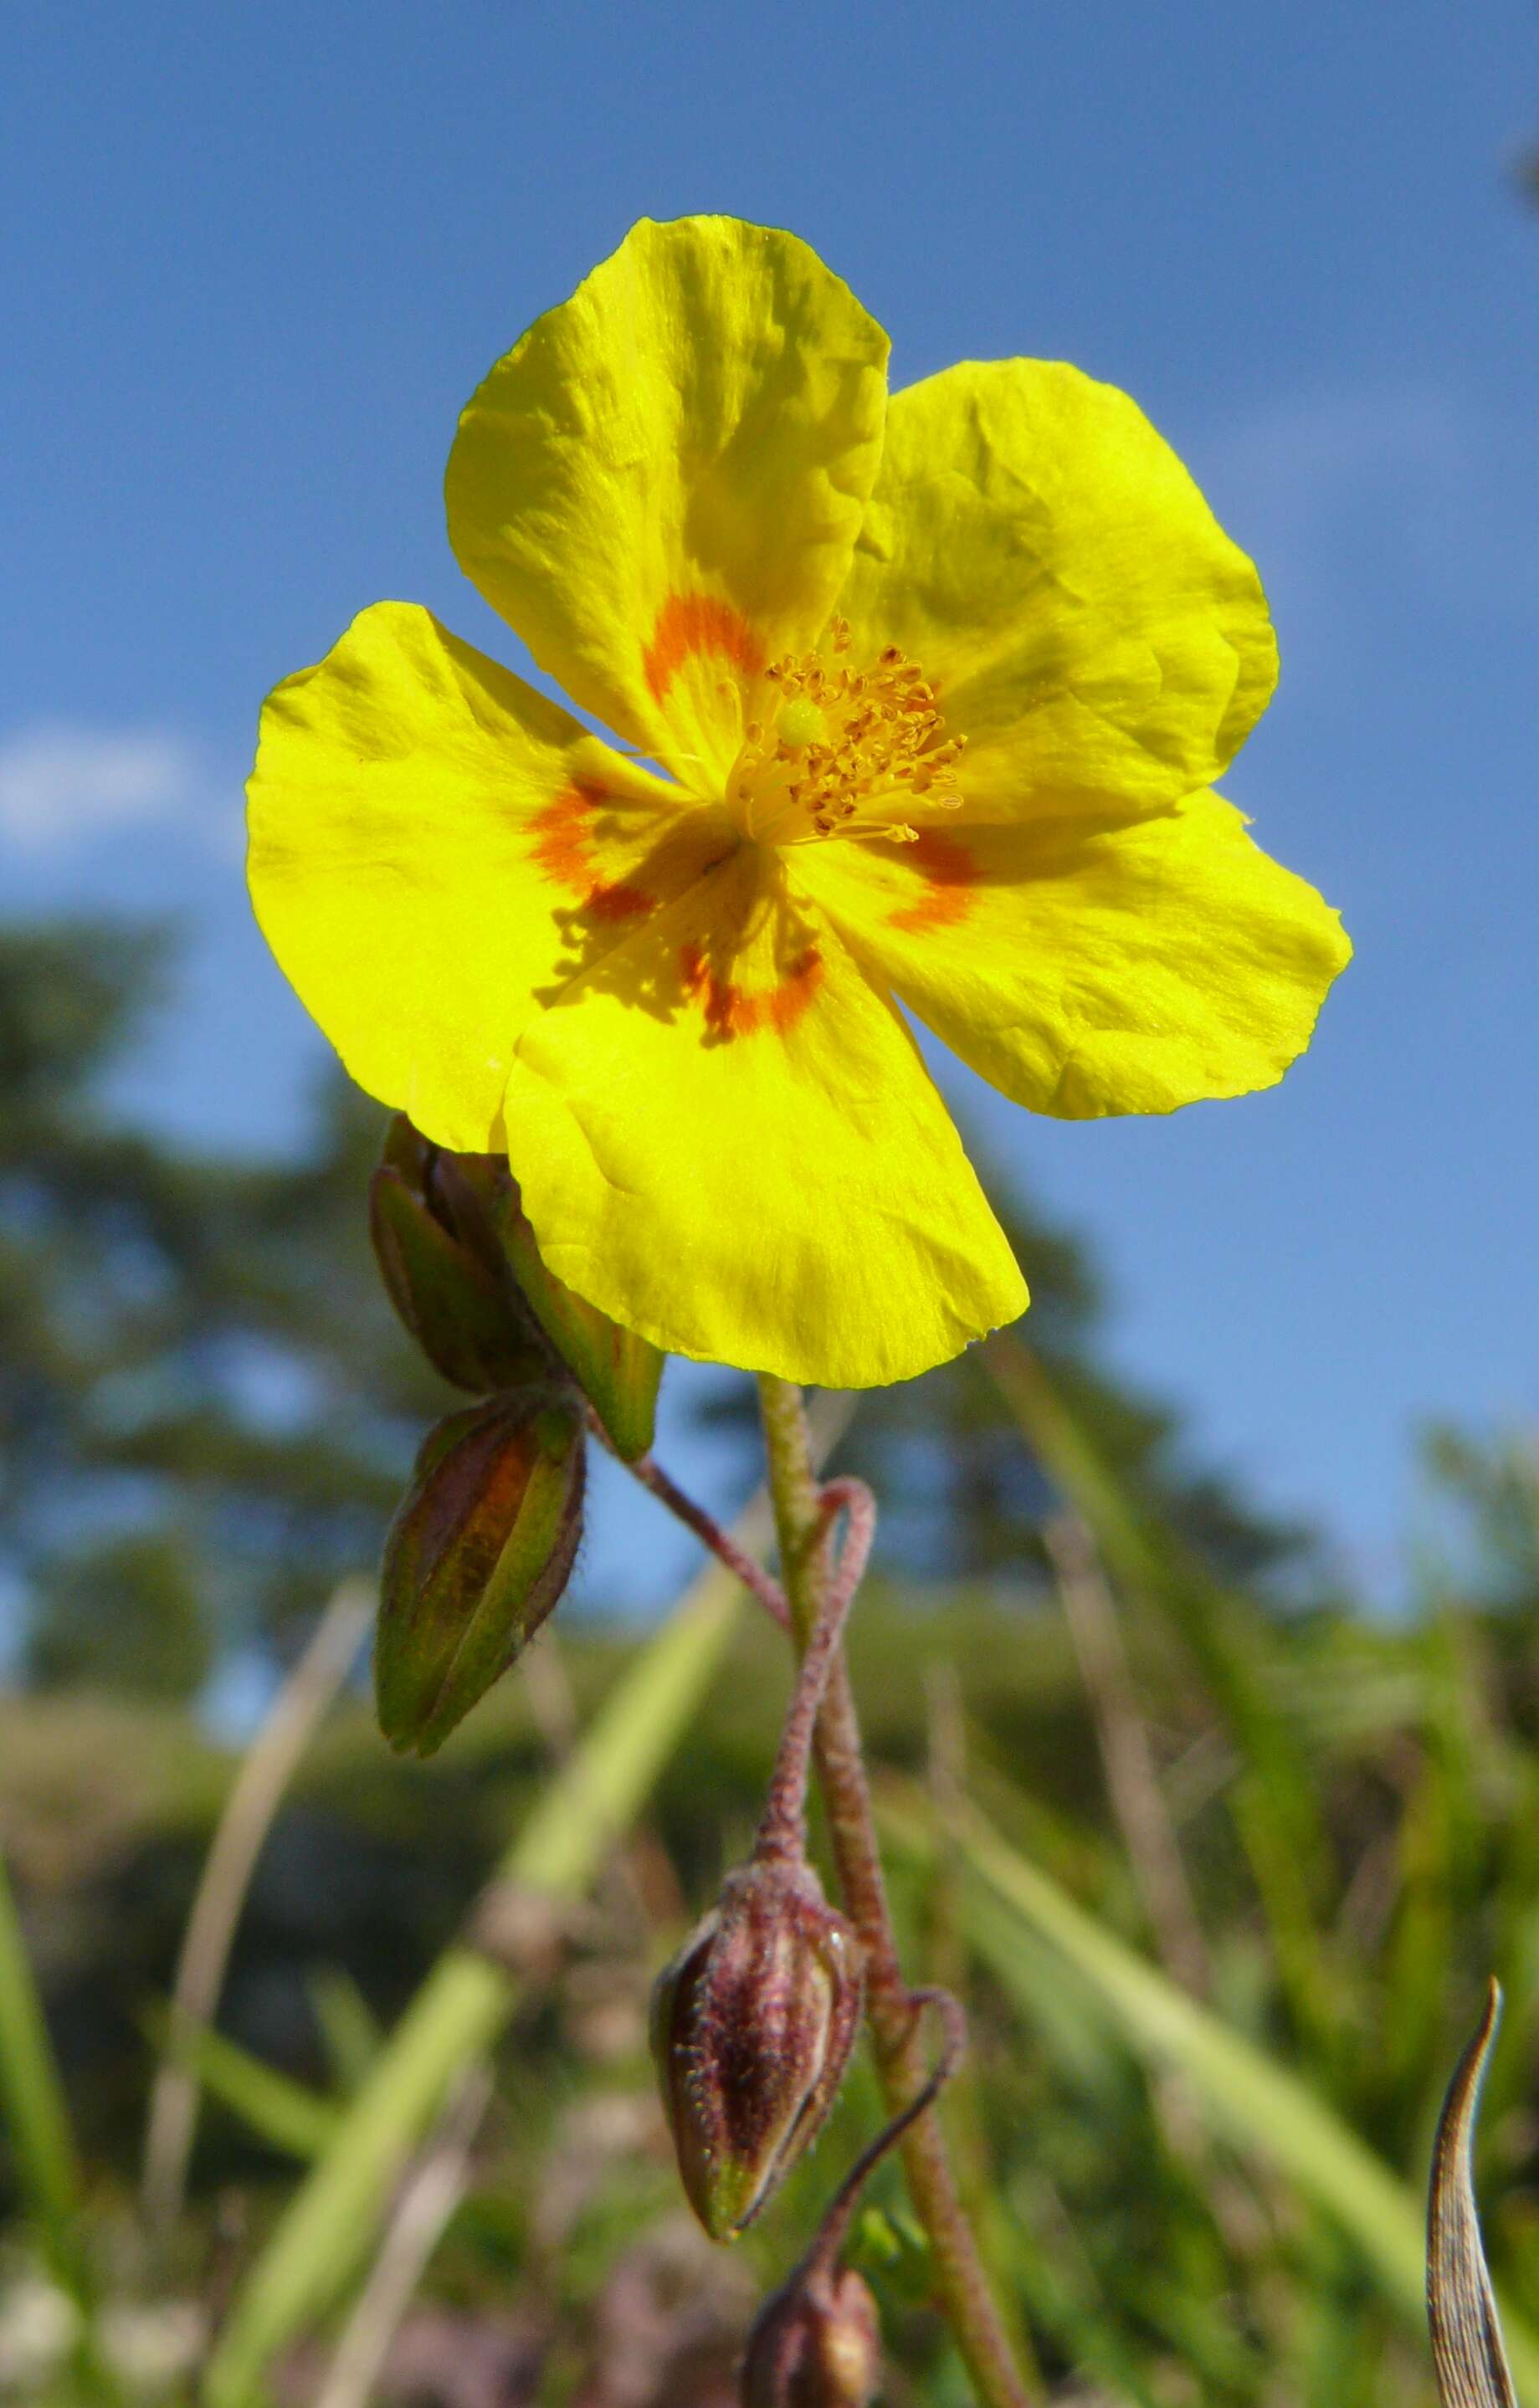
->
[801,1986,968,2287]
[755,1477,875,1861]
[756,1374,1034,2408]
[587,1411,792,1627]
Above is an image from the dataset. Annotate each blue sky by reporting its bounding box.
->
[3,0,1536,1606]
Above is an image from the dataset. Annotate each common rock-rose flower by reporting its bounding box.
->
[248,215,1348,1387]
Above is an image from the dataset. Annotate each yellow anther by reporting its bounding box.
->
[726,631,963,847]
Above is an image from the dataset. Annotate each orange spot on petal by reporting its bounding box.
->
[888,828,977,935]
[530,782,656,922]
[679,941,823,1041]
[529,787,597,894]
[644,593,764,706]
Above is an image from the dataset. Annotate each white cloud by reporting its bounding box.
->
[0,723,202,851]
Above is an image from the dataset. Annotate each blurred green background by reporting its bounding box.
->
[3,917,1539,2405]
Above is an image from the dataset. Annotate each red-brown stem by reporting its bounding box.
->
[801,1986,967,2287]
[587,1411,792,1628]
[745,1990,969,2407]
[754,1478,876,1863]
[593,1401,1029,2398]
[757,1373,1034,2408]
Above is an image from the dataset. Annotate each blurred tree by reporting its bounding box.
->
[0,920,450,1687]
[28,1529,212,1700]
[1422,1421,1539,1614]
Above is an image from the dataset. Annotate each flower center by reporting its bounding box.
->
[726,618,965,848]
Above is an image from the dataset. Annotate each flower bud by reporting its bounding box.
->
[368,1117,549,1394]
[376,1395,584,1755]
[650,1858,864,2241]
[741,2267,882,2408]
[484,1179,664,1462]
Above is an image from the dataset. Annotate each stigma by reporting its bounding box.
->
[726,618,965,848]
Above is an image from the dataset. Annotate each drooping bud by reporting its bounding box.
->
[368,1114,664,1454]
[649,1857,864,2241]
[741,2266,882,2408]
[368,1117,549,1395]
[376,1395,584,1755]
[484,1180,664,1462]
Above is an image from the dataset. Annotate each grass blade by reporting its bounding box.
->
[141,1577,373,2235]
[1428,1979,1517,2408]
[306,1969,382,2096]
[312,2066,492,2408]
[982,1333,1341,2056]
[880,1783,1539,2395]
[148,2014,341,2161]
[0,1846,89,2301]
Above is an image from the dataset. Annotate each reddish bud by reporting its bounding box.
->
[368,1117,548,1394]
[741,2267,882,2408]
[650,1858,864,2241]
[376,1396,584,1755]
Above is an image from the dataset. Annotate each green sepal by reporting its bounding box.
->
[375,1396,584,1756]
[369,1118,549,1396]
[491,1191,665,1461]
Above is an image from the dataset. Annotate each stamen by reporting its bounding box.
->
[728,624,965,848]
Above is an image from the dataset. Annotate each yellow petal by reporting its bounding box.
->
[445,216,890,797]
[500,847,1026,1386]
[836,361,1277,818]
[787,792,1350,1119]
[246,602,726,1151]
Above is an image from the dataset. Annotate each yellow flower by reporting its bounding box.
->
[248,216,1349,1389]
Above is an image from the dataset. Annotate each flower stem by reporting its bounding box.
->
[586,1411,792,1628]
[744,1989,969,2407]
[798,1986,969,2286]
[755,1374,1034,2408]
[754,1477,875,1862]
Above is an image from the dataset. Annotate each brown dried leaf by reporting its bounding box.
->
[1428,1978,1519,2408]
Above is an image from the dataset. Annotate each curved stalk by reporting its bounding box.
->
[756,1373,1034,2408]
[754,1478,875,1862]
[141,1577,374,2235]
